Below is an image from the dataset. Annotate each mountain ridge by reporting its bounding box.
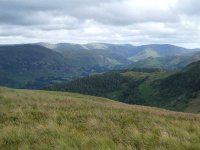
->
[0,43,200,89]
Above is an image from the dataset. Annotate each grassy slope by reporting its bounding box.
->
[1,87,200,149]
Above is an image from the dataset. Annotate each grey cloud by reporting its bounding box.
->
[69,1,178,25]
[175,0,200,16]
[0,0,200,48]
[0,11,53,25]
[0,0,177,26]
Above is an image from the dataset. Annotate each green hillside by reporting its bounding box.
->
[0,44,132,89]
[156,60,200,112]
[54,49,127,70]
[128,48,160,62]
[128,51,200,70]
[40,43,133,69]
[128,56,190,70]
[41,43,198,68]
[46,69,176,109]
[0,87,200,149]
[0,44,78,89]
[46,62,200,112]
[0,43,198,89]
[0,44,125,89]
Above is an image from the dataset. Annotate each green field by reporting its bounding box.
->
[0,87,200,149]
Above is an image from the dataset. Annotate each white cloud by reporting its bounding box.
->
[0,0,200,48]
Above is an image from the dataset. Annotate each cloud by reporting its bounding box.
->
[175,0,200,16]
[0,0,199,48]
[0,0,176,26]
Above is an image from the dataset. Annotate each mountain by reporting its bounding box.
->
[186,51,200,64]
[0,44,80,88]
[39,43,132,70]
[1,87,200,149]
[83,43,138,58]
[128,56,190,70]
[0,43,199,89]
[46,61,200,112]
[54,48,129,70]
[0,44,133,89]
[156,60,200,111]
[128,44,194,62]
[128,50,200,70]
[135,44,191,56]
[40,43,197,61]
[40,43,199,68]
[128,48,160,62]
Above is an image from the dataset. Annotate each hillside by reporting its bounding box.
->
[128,51,200,70]
[41,43,196,63]
[40,43,199,70]
[128,48,160,62]
[0,87,200,149]
[46,62,200,112]
[39,43,134,69]
[0,43,199,89]
[0,44,77,89]
[128,56,190,70]
[46,69,176,109]
[53,49,129,70]
[0,44,126,89]
[0,44,133,89]
[156,60,200,111]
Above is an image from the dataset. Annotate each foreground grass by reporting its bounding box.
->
[0,87,200,150]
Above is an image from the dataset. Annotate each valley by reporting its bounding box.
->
[1,43,200,112]
[1,0,200,149]
[0,43,199,89]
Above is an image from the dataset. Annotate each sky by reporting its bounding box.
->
[0,0,200,48]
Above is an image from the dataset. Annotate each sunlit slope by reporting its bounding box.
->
[0,87,200,149]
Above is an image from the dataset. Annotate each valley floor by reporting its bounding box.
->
[0,87,200,150]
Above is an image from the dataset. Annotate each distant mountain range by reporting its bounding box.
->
[39,43,198,61]
[0,43,200,89]
[39,43,200,70]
